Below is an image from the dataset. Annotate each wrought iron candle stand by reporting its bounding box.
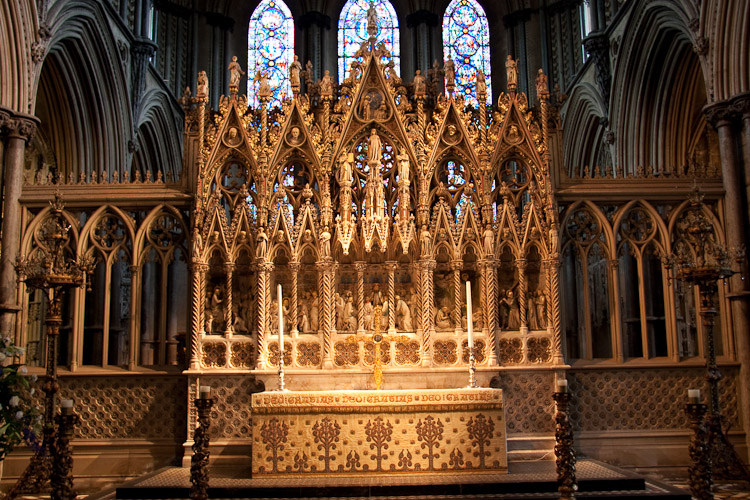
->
[686,401,713,500]
[553,389,577,500]
[673,190,749,481]
[51,405,80,500]
[8,194,94,498]
[190,396,214,500]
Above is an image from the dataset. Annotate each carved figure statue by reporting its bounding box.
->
[289,126,302,145]
[396,295,412,331]
[477,69,487,97]
[527,293,537,330]
[301,296,311,333]
[255,70,271,99]
[435,306,452,330]
[210,285,225,332]
[370,283,384,307]
[444,55,455,91]
[413,69,426,97]
[536,291,547,328]
[483,225,494,255]
[320,70,333,97]
[420,227,431,255]
[320,227,331,257]
[505,55,517,88]
[343,293,356,331]
[338,152,353,185]
[197,71,209,99]
[536,68,548,99]
[367,128,382,164]
[360,94,373,120]
[363,300,374,330]
[289,55,302,89]
[500,289,520,329]
[397,149,410,185]
[228,56,245,91]
[256,226,268,259]
[367,2,378,37]
[335,292,345,330]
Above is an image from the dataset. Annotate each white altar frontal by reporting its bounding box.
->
[251,388,506,476]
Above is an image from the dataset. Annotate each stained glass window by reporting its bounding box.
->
[248,0,294,108]
[442,0,491,106]
[338,0,400,82]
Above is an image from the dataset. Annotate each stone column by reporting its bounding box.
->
[734,94,750,230]
[545,257,564,365]
[317,259,336,369]
[356,262,366,334]
[482,259,499,365]
[289,262,300,336]
[189,262,207,370]
[224,263,234,337]
[405,10,439,73]
[140,262,156,365]
[386,261,397,334]
[451,260,462,334]
[256,261,273,369]
[705,100,750,460]
[299,11,330,82]
[608,259,623,362]
[419,258,435,366]
[128,265,140,370]
[0,111,38,338]
[516,258,528,332]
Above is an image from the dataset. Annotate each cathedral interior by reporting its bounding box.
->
[1,0,750,493]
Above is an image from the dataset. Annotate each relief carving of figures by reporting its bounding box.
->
[395,294,412,331]
[435,306,451,330]
[527,292,537,330]
[208,285,226,333]
[342,292,357,331]
[499,289,520,329]
[535,290,547,328]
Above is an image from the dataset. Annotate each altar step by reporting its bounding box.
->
[109,459,690,499]
[506,435,556,473]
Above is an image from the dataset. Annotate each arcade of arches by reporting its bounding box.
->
[1,0,750,490]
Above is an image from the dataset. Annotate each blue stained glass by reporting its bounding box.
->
[248,0,295,108]
[338,0,400,82]
[443,0,491,106]
[446,160,465,188]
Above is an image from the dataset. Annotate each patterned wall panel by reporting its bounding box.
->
[201,375,265,440]
[59,376,187,440]
[495,371,555,434]
[568,367,740,432]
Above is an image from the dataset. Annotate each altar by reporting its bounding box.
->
[251,388,506,476]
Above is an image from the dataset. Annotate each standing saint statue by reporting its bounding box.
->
[320,70,334,98]
[413,69,426,98]
[255,71,271,100]
[444,55,456,94]
[476,69,487,98]
[197,71,209,99]
[367,1,378,38]
[338,152,353,185]
[228,56,244,93]
[289,54,302,94]
[256,226,268,259]
[536,68,548,100]
[397,149,410,186]
[367,128,382,164]
[506,55,518,90]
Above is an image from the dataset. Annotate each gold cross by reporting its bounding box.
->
[346,305,408,390]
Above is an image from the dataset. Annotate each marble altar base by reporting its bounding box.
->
[251,388,506,476]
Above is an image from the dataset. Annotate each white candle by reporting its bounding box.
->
[199,386,211,399]
[557,380,568,393]
[278,284,284,352]
[688,389,700,404]
[466,281,473,349]
[60,399,73,408]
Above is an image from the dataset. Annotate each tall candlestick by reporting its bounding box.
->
[466,281,473,348]
[278,284,284,352]
[688,389,700,404]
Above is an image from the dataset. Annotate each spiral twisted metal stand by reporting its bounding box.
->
[51,409,79,500]
[190,398,214,500]
[686,402,713,500]
[553,391,577,500]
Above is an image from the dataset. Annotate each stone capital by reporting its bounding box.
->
[730,92,750,119]
[703,101,740,129]
[0,108,39,142]
[354,261,367,273]
[449,260,463,272]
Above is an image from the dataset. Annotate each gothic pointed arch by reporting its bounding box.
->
[442,0,492,107]
[247,0,295,108]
